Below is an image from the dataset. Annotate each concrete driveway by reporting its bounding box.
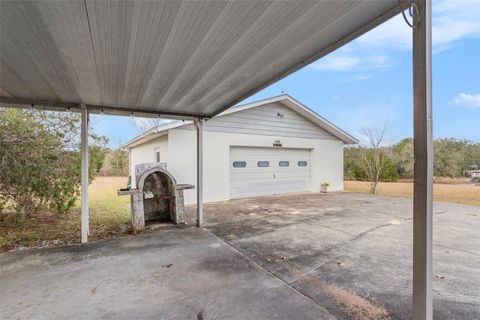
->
[0,227,334,320]
[186,192,480,320]
[2,192,479,320]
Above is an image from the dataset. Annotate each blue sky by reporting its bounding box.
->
[93,0,480,148]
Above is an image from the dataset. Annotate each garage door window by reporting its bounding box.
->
[279,161,289,167]
[298,161,307,167]
[257,161,269,167]
[233,161,246,168]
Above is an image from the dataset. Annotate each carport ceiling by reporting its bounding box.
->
[0,0,403,118]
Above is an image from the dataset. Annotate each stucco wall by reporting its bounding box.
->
[167,128,344,205]
[130,135,168,188]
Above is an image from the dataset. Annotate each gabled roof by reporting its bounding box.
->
[122,121,192,149]
[123,95,358,148]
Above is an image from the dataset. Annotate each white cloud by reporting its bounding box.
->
[310,52,390,75]
[356,15,411,50]
[352,74,374,81]
[358,0,480,51]
[432,1,480,53]
[310,56,359,71]
[451,93,480,108]
[311,0,480,76]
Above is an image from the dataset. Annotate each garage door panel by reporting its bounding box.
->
[230,147,311,199]
[230,179,310,187]
[230,170,310,177]
[231,183,309,199]
[231,180,309,190]
[230,171,310,180]
[231,174,310,183]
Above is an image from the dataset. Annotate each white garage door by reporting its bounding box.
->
[230,147,311,199]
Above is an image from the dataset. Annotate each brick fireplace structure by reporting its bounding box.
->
[118,163,194,231]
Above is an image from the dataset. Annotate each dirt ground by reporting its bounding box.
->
[345,181,480,206]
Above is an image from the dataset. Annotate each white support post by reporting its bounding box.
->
[81,106,89,243]
[195,118,204,227]
[412,1,433,319]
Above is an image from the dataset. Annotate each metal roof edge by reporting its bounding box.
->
[121,121,192,149]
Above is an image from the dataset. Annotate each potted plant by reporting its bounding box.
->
[320,182,330,193]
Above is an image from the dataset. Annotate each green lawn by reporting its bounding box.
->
[86,176,131,228]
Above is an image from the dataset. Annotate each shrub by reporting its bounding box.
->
[0,108,107,223]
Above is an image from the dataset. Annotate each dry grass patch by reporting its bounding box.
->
[0,177,131,252]
[345,181,480,206]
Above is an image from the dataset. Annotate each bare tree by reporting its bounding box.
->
[131,117,169,133]
[357,125,387,194]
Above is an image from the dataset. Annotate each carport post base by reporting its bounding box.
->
[412,0,433,319]
[130,190,145,231]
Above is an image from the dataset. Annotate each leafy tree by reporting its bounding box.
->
[433,138,468,177]
[392,138,414,178]
[345,146,399,183]
[100,149,129,176]
[355,149,399,183]
[344,147,363,180]
[0,108,107,223]
[463,142,480,174]
[111,149,128,176]
[346,137,480,180]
